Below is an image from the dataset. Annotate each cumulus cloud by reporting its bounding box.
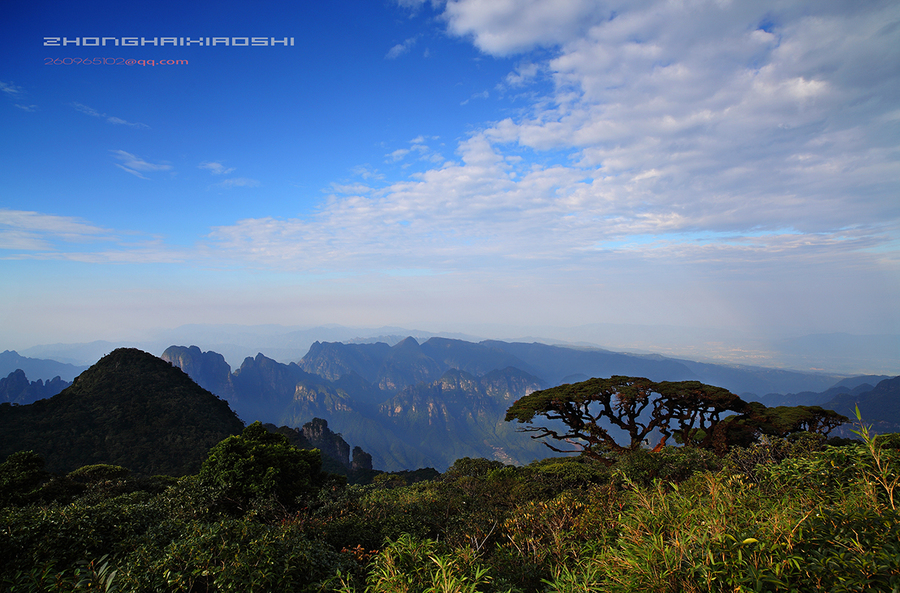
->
[28,0,888,335]
[503,62,540,87]
[386,148,410,163]
[206,0,899,288]
[385,136,445,164]
[443,0,610,55]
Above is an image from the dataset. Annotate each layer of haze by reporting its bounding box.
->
[1,0,898,361]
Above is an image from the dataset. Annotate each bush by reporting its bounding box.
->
[337,533,503,593]
[199,422,326,516]
[121,518,347,593]
[614,446,723,488]
[0,491,164,585]
[0,450,49,507]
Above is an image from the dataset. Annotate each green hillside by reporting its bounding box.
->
[0,348,245,475]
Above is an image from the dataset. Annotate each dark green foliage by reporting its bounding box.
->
[726,433,827,485]
[699,509,900,592]
[0,348,246,476]
[0,490,166,582]
[614,446,724,488]
[1,398,897,593]
[337,533,505,593]
[723,403,849,448]
[441,456,505,479]
[784,508,900,590]
[122,519,348,593]
[68,463,131,484]
[1,554,119,593]
[199,421,326,515]
[528,455,612,491]
[0,450,49,507]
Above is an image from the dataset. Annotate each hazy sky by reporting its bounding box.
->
[2,0,898,349]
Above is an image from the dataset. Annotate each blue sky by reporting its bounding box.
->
[1,0,899,353]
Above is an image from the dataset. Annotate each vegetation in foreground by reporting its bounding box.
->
[2,412,898,592]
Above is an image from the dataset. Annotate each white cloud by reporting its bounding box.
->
[460,89,489,105]
[0,209,187,264]
[351,165,385,180]
[111,150,172,178]
[72,102,102,117]
[0,81,24,98]
[115,164,149,180]
[11,1,895,339]
[0,209,110,249]
[199,161,236,175]
[443,0,611,55]
[213,177,260,189]
[387,148,410,162]
[74,103,148,127]
[386,36,419,59]
[202,0,899,335]
[386,136,445,164]
[504,62,540,87]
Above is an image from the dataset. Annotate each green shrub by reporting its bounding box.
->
[0,450,50,507]
[337,533,505,593]
[0,491,163,586]
[726,433,825,485]
[121,518,346,592]
[199,422,326,516]
[614,446,723,488]
[528,456,612,492]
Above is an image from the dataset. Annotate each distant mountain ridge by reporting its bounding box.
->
[0,350,87,382]
[164,339,554,470]
[823,376,900,435]
[753,377,890,408]
[162,336,889,471]
[0,370,71,405]
[4,339,896,475]
[18,323,899,374]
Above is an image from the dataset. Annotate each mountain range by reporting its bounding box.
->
[161,339,553,471]
[0,348,372,479]
[0,369,71,405]
[0,350,87,382]
[158,337,899,471]
[4,333,897,473]
[16,323,900,375]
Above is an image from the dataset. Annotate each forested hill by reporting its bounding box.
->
[0,348,246,475]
